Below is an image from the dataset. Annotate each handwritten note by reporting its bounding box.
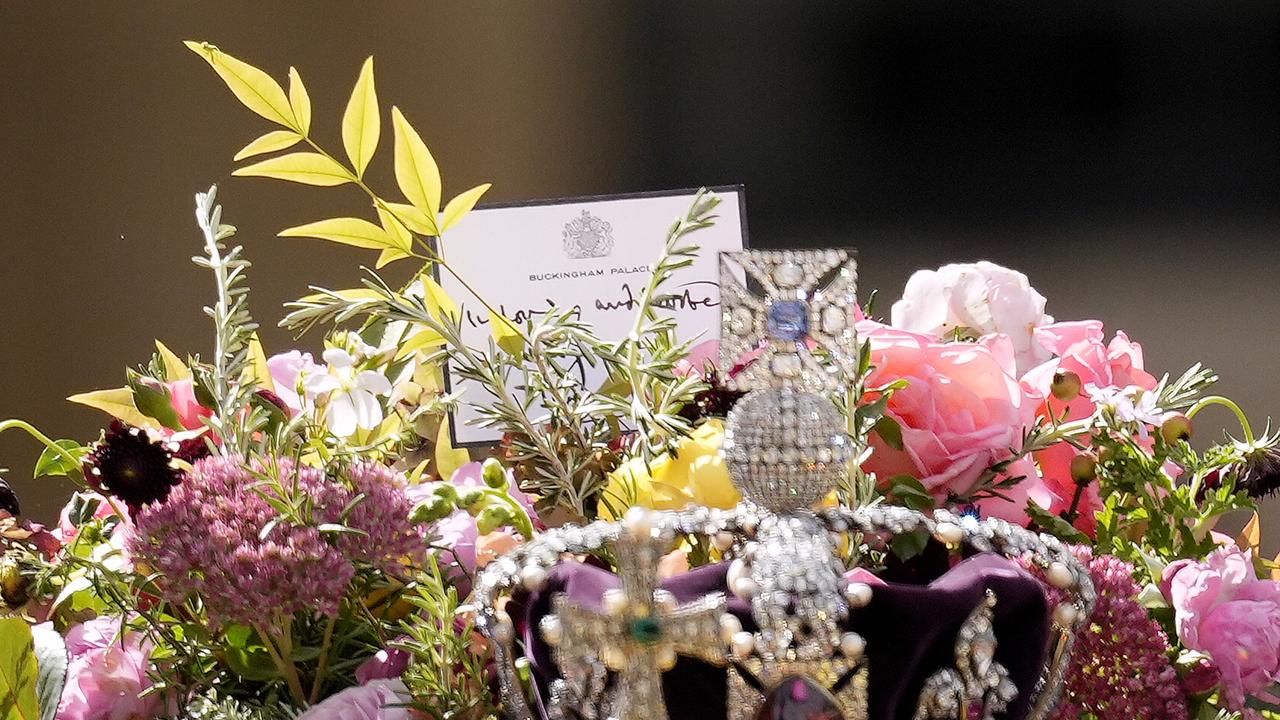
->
[438,187,747,445]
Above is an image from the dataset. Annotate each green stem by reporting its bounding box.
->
[0,419,84,476]
[308,615,338,704]
[1187,395,1255,445]
[253,619,307,707]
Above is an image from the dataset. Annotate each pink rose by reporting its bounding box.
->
[164,378,211,430]
[297,679,414,720]
[1161,546,1280,709]
[858,321,1054,520]
[1021,321,1157,533]
[267,350,320,413]
[675,339,722,378]
[58,616,163,720]
[55,492,128,546]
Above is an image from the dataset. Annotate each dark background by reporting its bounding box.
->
[2,3,1277,548]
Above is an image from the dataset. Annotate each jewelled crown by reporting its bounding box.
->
[476,249,1096,720]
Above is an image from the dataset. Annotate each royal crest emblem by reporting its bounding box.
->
[562,210,615,259]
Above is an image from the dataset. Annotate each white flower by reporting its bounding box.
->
[890,261,1053,374]
[303,348,393,437]
[1088,383,1162,434]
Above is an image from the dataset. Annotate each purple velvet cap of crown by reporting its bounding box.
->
[520,552,1050,720]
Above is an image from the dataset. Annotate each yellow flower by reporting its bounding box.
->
[600,420,741,519]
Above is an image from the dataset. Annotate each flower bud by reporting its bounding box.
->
[456,488,487,514]
[430,482,458,503]
[409,496,454,524]
[1160,413,1193,443]
[476,505,512,535]
[1051,370,1082,402]
[1069,453,1097,484]
[0,557,28,607]
[481,458,508,490]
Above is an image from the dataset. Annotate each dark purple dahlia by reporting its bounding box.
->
[83,421,183,511]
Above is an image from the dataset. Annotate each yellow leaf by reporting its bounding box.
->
[1272,551,1280,581]
[184,41,297,130]
[376,247,411,269]
[440,182,492,233]
[300,287,383,303]
[376,206,413,252]
[490,310,524,355]
[67,388,155,428]
[154,340,191,380]
[232,130,302,161]
[279,217,398,250]
[384,202,438,236]
[341,57,380,179]
[406,458,432,485]
[245,333,274,392]
[288,66,311,136]
[420,274,459,319]
[1237,512,1261,555]
[435,417,471,481]
[234,152,353,187]
[395,327,447,359]
[391,106,442,219]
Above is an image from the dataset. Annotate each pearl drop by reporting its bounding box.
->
[712,532,735,552]
[653,589,678,614]
[539,614,563,646]
[603,588,629,616]
[934,522,964,545]
[730,630,755,657]
[492,610,514,643]
[839,632,866,660]
[602,644,627,671]
[844,582,873,609]
[727,558,749,588]
[731,576,759,600]
[719,613,743,643]
[623,507,654,539]
[1046,562,1074,589]
[656,644,677,671]
[520,565,548,592]
[1053,603,1079,627]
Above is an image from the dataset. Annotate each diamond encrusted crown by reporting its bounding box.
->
[476,249,1096,720]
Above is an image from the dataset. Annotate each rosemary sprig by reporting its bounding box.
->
[191,185,264,453]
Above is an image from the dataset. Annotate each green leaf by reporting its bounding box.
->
[128,375,185,431]
[33,440,85,478]
[278,217,400,250]
[0,617,39,720]
[1025,501,1090,544]
[288,66,311,136]
[873,415,904,450]
[391,106,442,218]
[440,182,492,233]
[886,474,934,511]
[184,41,297,130]
[890,527,930,561]
[30,624,65,720]
[233,152,354,187]
[341,57,380,179]
[232,130,302,161]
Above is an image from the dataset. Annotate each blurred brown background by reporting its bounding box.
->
[1,3,1277,549]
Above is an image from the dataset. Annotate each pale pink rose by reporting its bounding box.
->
[1021,321,1157,533]
[675,339,722,378]
[164,378,211,430]
[843,567,888,587]
[55,492,127,545]
[266,350,319,413]
[474,530,521,568]
[58,616,163,720]
[297,679,414,720]
[858,321,1046,517]
[1161,546,1280,709]
[890,261,1053,374]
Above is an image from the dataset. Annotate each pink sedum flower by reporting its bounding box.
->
[1161,546,1280,709]
[857,321,1055,521]
[890,261,1053,374]
[297,679,415,720]
[57,616,163,720]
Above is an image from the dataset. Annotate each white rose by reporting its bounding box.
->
[890,261,1053,374]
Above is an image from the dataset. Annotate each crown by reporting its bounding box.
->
[563,210,615,259]
[475,249,1095,720]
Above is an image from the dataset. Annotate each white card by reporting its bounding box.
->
[438,187,748,446]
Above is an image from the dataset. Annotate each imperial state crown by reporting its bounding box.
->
[476,249,1095,720]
